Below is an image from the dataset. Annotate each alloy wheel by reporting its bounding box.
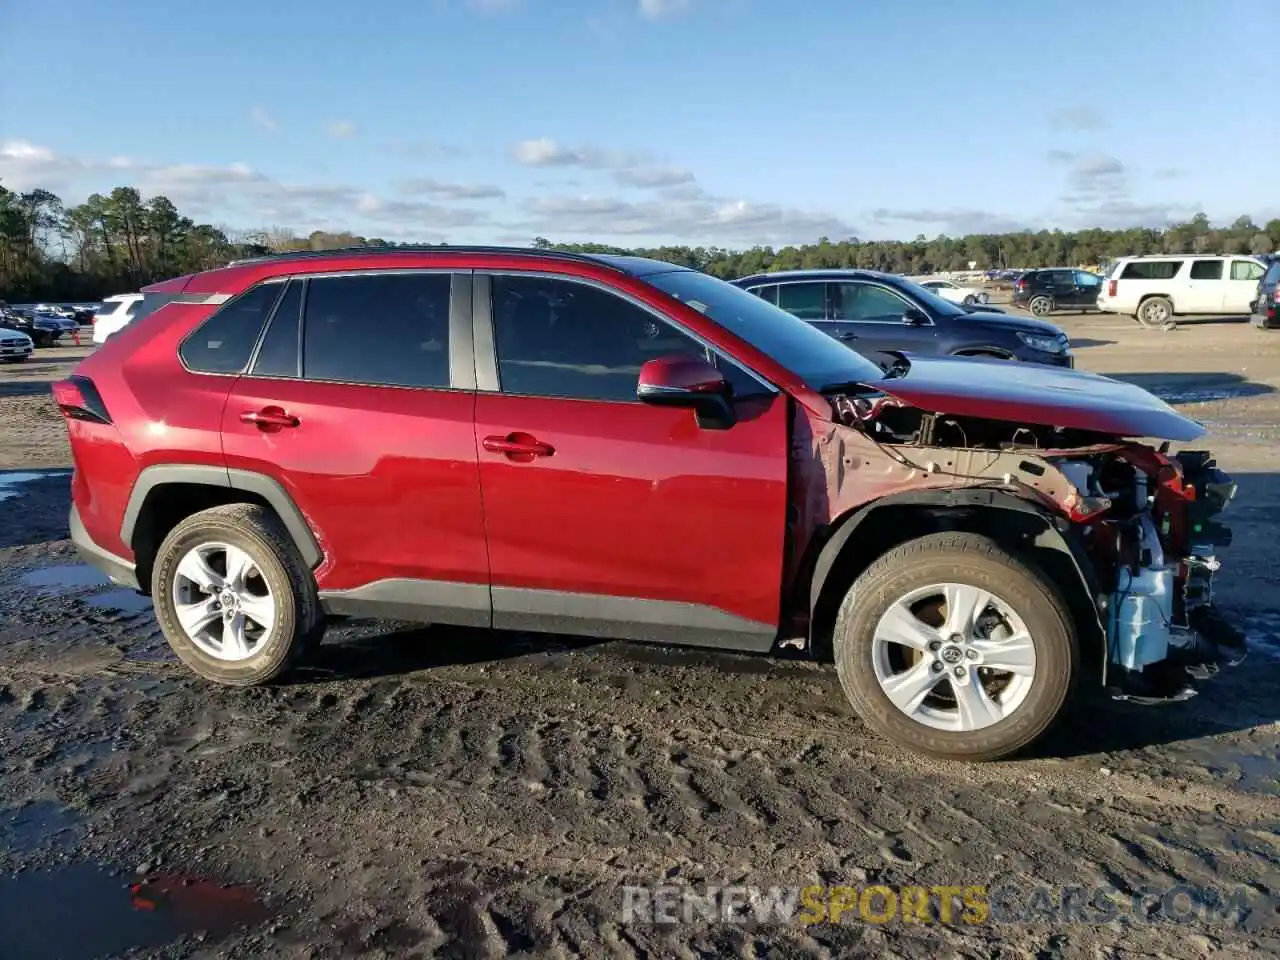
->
[870,582,1037,731]
[170,541,276,661]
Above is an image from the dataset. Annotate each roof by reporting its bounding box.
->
[730,268,891,286]
[226,245,688,278]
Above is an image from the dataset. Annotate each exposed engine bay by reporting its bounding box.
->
[820,391,1244,703]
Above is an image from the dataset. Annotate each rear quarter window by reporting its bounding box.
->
[179,282,285,374]
[1120,260,1184,281]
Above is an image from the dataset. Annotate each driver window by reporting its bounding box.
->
[489,275,765,402]
[830,283,912,322]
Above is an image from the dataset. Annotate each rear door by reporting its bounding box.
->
[219,271,490,622]
[1227,258,1266,314]
[471,271,788,647]
[1184,258,1226,312]
[1071,270,1103,308]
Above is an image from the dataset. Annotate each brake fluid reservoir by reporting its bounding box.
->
[1110,564,1175,670]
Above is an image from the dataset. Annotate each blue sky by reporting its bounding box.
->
[1,0,1275,247]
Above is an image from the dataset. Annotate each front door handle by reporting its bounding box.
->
[240,407,300,429]
[483,432,555,461]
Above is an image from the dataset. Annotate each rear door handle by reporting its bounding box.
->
[483,433,555,459]
[240,407,300,429]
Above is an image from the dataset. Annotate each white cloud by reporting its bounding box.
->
[0,139,488,237]
[869,208,1033,236]
[395,176,506,200]
[515,190,856,246]
[325,120,358,140]
[1049,106,1108,132]
[250,106,279,132]
[510,137,696,191]
[638,0,691,18]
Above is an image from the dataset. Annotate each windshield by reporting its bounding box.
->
[647,270,886,390]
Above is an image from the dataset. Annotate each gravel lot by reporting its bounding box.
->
[1,315,1278,959]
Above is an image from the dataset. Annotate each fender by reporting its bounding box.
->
[808,488,1107,678]
[120,464,323,569]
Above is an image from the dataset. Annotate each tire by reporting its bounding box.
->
[1028,296,1052,318]
[963,294,978,306]
[151,503,325,685]
[1137,296,1174,328]
[832,532,1077,762]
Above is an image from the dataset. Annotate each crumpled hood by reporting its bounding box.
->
[872,355,1206,441]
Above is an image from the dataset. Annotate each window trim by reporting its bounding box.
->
[177,279,287,378]
[473,269,777,404]
[291,268,467,392]
[1188,259,1226,281]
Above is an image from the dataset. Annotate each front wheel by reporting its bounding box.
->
[1028,296,1052,318]
[151,503,326,685]
[833,532,1077,761]
[963,294,978,306]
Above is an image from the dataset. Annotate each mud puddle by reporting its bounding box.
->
[21,563,153,615]
[0,469,70,502]
[1,801,83,855]
[0,865,271,960]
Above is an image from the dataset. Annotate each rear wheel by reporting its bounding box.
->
[151,503,325,685]
[1137,296,1175,329]
[963,294,978,306]
[832,532,1077,761]
[1028,296,1052,317]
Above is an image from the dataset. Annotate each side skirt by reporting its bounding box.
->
[317,579,779,653]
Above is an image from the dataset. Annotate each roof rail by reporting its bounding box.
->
[226,244,627,270]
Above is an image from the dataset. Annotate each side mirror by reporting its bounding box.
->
[637,355,736,429]
[902,307,929,326]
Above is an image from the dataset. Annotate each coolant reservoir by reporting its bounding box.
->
[1110,563,1175,671]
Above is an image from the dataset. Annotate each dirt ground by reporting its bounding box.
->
[1,314,1278,959]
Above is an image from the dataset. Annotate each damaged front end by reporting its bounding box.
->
[807,376,1243,704]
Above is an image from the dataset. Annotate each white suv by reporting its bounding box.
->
[1095,255,1266,328]
[91,293,144,344]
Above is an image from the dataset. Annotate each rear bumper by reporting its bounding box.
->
[1251,309,1279,329]
[70,504,140,591]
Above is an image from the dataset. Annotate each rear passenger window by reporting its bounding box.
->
[750,284,779,305]
[1231,260,1265,281]
[251,281,302,378]
[180,282,284,374]
[776,283,827,319]
[1120,260,1184,281]
[303,273,451,388]
[1189,260,1224,280]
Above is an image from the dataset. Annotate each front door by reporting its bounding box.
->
[471,272,789,648]
[220,271,490,624]
[828,280,940,358]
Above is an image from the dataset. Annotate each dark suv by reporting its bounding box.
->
[57,246,1244,761]
[730,269,1073,367]
[1251,257,1280,329]
[1012,268,1105,317]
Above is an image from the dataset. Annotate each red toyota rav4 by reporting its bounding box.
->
[55,247,1243,761]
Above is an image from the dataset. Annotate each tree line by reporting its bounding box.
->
[2,179,1277,301]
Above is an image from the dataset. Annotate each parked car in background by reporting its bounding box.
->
[1011,269,1105,317]
[1095,254,1266,328]
[92,293,145,344]
[916,278,990,306]
[34,303,78,320]
[1251,257,1280,330]
[56,245,1241,761]
[0,323,34,362]
[731,269,1073,367]
[4,308,72,346]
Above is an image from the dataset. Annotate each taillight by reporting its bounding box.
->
[52,376,112,424]
[1107,279,1117,297]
